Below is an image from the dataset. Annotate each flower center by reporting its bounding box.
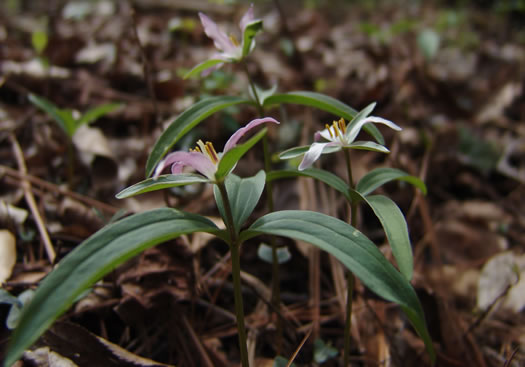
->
[325,118,347,141]
[229,34,240,47]
[192,140,220,164]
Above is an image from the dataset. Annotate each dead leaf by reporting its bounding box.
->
[0,230,16,284]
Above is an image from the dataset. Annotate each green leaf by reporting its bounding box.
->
[77,103,122,127]
[279,145,310,160]
[418,28,440,61]
[313,338,338,363]
[264,91,357,120]
[183,59,225,79]
[4,208,223,367]
[0,289,21,307]
[365,195,413,281]
[28,94,76,137]
[346,102,376,132]
[356,167,427,196]
[6,289,35,330]
[31,30,48,54]
[267,168,352,202]
[263,91,384,144]
[348,141,390,153]
[241,20,263,58]
[240,210,434,362]
[257,243,291,264]
[116,173,210,199]
[215,128,267,180]
[214,171,266,233]
[145,96,252,178]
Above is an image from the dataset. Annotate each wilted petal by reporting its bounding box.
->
[345,116,402,143]
[239,4,255,32]
[154,151,216,179]
[199,13,237,55]
[298,142,340,171]
[224,117,280,152]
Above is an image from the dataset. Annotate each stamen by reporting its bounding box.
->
[338,118,346,134]
[332,121,341,138]
[325,124,333,138]
[229,35,239,47]
[205,142,219,164]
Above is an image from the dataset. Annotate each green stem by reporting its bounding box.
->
[243,60,283,351]
[217,182,249,367]
[343,148,357,367]
[242,61,264,116]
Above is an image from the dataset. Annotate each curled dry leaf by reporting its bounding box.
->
[0,230,16,284]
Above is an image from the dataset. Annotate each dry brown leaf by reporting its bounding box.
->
[0,229,16,284]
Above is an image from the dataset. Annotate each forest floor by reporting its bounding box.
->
[0,0,524,366]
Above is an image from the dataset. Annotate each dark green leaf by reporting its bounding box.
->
[278,146,310,160]
[356,167,427,196]
[240,210,434,362]
[214,171,266,233]
[215,128,267,180]
[145,96,252,177]
[365,195,413,281]
[116,173,210,199]
[267,168,351,202]
[184,59,225,79]
[4,209,223,367]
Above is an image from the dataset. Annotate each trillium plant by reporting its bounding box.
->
[5,4,436,367]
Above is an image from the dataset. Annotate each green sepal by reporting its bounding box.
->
[241,20,263,58]
[215,128,267,180]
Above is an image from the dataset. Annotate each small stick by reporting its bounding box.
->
[286,327,312,367]
[0,164,119,215]
[9,134,56,263]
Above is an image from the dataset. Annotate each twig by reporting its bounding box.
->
[9,134,56,263]
[0,164,119,215]
[286,327,312,367]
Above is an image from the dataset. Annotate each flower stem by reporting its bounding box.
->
[343,148,357,367]
[217,182,249,367]
[242,61,264,116]
[243,60,283,351]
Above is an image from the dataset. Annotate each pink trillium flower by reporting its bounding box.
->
[154,117,279,180]
[298,115,402,171]
[198,5,259,73]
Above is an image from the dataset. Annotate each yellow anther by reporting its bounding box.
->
[338,118,346,134]
[204,141,219,164]
[332,121,341,138]
[325,124,333,138]
[229,35,240,47]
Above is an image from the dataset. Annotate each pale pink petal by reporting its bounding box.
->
[298,142,339,171]
[223,117,280,153]
[239,4,255,32]
[345,116,402,143]
[199,13,237,55]
[154,151,216,179]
